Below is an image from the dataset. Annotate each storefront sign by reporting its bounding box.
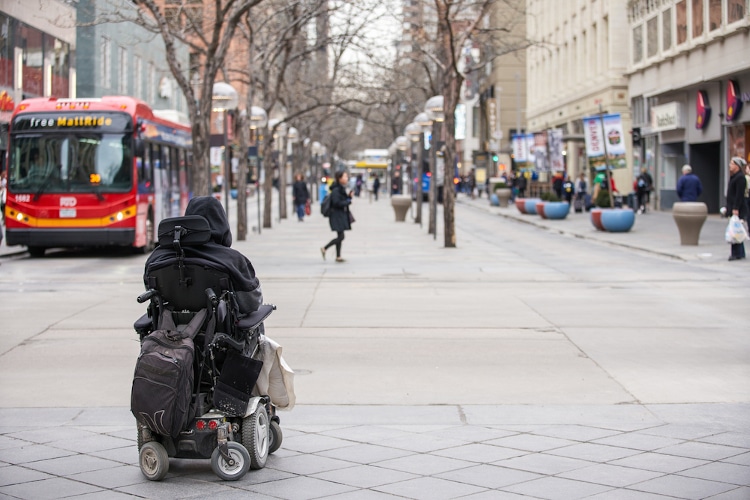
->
[695,90,711,129]
[650,102,684,132]
[726,80,744,122]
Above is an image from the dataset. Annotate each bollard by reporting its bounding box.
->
[672,202,708,245]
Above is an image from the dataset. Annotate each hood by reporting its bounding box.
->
[185,196,232,247]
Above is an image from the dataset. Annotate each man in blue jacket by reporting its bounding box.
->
[676,164,703,202]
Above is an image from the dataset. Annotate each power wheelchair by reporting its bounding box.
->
[132,215,282,481]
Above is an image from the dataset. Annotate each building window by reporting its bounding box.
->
[647,17,658,58]
[118,46,127,95]
[632,24,643,64]
[0,14,12,89]
[692,0,704,38]
[676,1,688,44]
[662,7,672,50]
[18,23,44,97]
[708,0,722,30]
[728,0,745,23]
[101,37,111,89]
[472,105,479,138]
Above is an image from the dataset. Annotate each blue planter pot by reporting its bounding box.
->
[524,198,542,215]
[600,208,635,232]
[544,202,570,219]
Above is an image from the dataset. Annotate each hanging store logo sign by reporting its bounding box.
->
[726,80,744,122]
[650,102,684,132]
[695,90,711,129]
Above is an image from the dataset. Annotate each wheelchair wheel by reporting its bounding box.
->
[211,442,250,481]
[269,420,283,454]
[139,441,169,481]
[242,405,269,469]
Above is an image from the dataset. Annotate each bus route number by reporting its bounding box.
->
[15,194,31,203]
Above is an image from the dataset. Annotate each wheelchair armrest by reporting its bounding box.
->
[134,313,152,335]
[237,304,275,331]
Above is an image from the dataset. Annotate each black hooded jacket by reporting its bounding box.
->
[144,196,263,314]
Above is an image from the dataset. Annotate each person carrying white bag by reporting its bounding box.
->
[725,157,748,261]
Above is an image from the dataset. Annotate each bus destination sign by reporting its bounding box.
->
[12,112,133,133]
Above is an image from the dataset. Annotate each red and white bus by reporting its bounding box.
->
[4,96,192,257]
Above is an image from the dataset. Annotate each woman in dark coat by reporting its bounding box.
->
[726,157,748,261]
[320,171,353,262]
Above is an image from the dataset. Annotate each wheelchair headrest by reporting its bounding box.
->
[157,216,211,249]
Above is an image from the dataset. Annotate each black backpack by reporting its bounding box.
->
[321,194,332,217]
[131,309,208,438]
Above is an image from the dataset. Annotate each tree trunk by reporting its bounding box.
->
[191,104,212,196]
[442,77,459,248]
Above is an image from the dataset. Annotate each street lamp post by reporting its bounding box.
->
[212,82,239,223]
[311,141,323,201]
[425,96,445,240]
[406,117,428,225]
[249,106,267,235]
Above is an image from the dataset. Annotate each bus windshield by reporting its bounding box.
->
[9,134,133,194]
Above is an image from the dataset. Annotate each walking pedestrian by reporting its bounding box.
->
[372,175,381,201]
[676,164,703,202]
[562,175,574,204]
[574,173,587,212]
[635,167,654,214]
[320,171,354,263]
[515,174,527,198]
[725,157,747,261]
[292,173,310,222]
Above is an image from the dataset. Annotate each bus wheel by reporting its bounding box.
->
[28,247,45,258]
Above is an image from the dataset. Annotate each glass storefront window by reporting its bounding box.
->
[51,38,70,98]
[0,14,12,88]
[18,23,44,97]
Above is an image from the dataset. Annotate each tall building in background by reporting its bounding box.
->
[0,0,76,172]
[474,0,527,179]
[76,0,190,124]
[628,0,749,213]
[526,0,632,191]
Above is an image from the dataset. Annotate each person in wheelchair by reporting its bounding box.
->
[144,196,263,315]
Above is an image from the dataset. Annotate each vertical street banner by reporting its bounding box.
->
[532,132,548,171]
[548,128,564,171]
[512,134,528,163]
[582,113,627,170]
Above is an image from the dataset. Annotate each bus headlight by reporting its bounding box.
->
[16,212,24,221]
[116,212,124,221]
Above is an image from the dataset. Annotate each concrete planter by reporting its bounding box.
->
[515,198,528,214]
[391,195,411,222]
[600,208,636,232]
[543,202,570,220]
[535,202,546,218]
[495,188,512,208]
[523,198,542,215]
[590,209,605,231]
[672,201,708,245]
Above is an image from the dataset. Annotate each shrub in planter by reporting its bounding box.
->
[594,189,614,208]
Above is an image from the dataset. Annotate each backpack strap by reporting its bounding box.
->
[179,308,208,340]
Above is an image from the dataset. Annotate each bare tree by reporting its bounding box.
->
[121,0,267,196]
